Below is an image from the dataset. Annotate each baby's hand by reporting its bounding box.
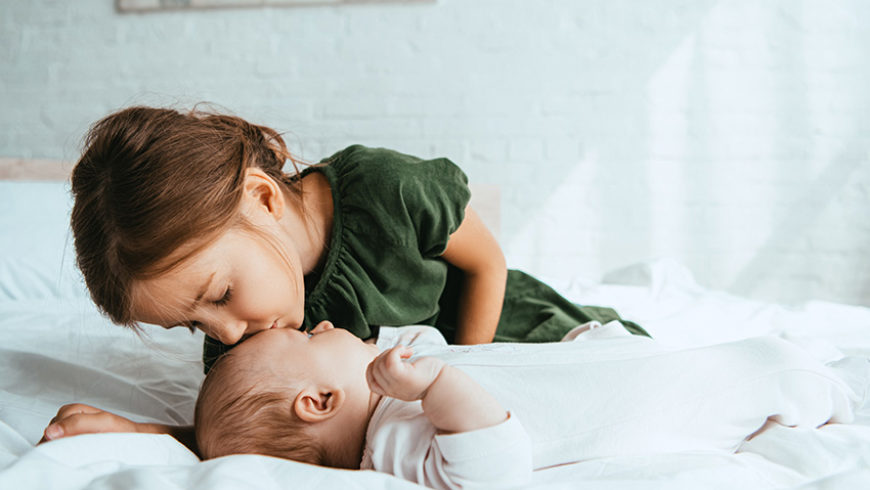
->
[366,345,445,402]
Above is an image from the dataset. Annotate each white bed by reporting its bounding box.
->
[1,173,869,489]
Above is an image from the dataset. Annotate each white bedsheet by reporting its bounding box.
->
[1,259,869,489]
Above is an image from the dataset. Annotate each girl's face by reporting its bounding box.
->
[129,224,306,345]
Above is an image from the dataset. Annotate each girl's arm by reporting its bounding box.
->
[40,403,199,455]
[440,205,507,345]
[366,346,507,433]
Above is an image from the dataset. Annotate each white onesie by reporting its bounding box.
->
[359,324,856,489]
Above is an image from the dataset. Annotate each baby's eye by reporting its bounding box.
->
[213,286,233,307]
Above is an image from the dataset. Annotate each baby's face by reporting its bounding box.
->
[231,321,380,389]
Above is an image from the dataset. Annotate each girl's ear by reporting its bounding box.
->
[293,387,345,423]
[242,167,284,220]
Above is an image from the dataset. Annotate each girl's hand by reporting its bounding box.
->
[366,346,445,402]
[39,403,141,443]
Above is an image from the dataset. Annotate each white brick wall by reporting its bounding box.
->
[2,0,869,306]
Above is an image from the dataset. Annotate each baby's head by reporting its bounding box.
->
[195,321,381,467]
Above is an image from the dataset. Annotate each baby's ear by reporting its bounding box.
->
[293,387,345,423]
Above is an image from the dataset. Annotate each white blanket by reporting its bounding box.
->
[2,182,869,490]
[1,259,869,489]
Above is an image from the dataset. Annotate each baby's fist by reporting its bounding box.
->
[366,345,445,402]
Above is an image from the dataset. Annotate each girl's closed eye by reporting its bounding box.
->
[172,287,231,335]
[213,286,232,307]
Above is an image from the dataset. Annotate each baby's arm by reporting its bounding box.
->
[366,346,532,488]
[366,345,507,433]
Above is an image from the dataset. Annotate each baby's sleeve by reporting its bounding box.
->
[366,401,532,490]
[427,413,533,489]
[376,326,450,354]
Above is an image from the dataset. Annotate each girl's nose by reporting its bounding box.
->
[310,320,334,334]
[214,319,248,345]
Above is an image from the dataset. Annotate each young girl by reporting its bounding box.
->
[40,105,647,453]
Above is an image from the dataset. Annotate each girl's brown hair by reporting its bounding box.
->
[70,106,303,328]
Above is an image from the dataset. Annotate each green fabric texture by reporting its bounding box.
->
[203,145,647,372]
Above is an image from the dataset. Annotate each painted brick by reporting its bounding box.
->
[2,0,869,306]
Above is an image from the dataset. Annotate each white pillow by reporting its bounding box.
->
[0,181,88,300]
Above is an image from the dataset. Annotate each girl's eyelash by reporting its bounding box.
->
[175,286,230,334]
[182,321,200,334]
[213,286,233,307]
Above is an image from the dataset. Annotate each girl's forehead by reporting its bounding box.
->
[145,233,233,289]
[155,232,230,274]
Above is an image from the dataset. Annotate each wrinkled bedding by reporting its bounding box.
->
[1,181,868,489]
[0,260,868,489]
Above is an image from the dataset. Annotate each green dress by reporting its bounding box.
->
[203,145,647,372]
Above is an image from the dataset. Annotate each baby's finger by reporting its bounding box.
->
[53,403,102,421]
[368,376,386,396]
[396,345,413,360]
[382,346,403,371]
[370,350,392,378]
[41,404,103,442]
[366,360,388,395]
[59,412,105,437]
[42,414,86,442]
[382,345,413,374]
[44,412,132,442]
[373,356,396,390]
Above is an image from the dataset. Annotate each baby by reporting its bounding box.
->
[195,322,856,489]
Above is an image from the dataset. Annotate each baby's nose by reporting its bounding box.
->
[310,320,335,334]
